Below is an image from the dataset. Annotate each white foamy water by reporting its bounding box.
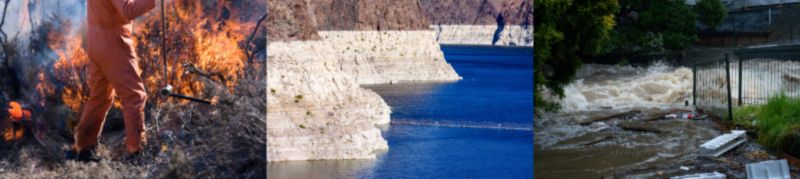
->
[535,59,800,178]
[559,61,693,112]
[693,59,800,108]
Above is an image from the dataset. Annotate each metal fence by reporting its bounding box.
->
[694,44,800,119]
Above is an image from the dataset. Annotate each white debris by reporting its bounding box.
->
[700,130,747,157]
[746,159,791,179]
[666,114,679,118]
[670,171,726,179]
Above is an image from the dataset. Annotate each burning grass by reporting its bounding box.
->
[0,76,266,177]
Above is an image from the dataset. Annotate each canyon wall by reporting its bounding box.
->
[318,31,461,84]
[420,0,533,26]
[308,0,429,31]
[422,0,533,46]
[266,0,460,162]
[266,41,390,161]
[433,25,533,46]
[265,0,532,162]
[266,30,461,161]
[266,0,318,41]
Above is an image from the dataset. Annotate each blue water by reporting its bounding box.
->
[268,45,534,178]
[368,45,534,129]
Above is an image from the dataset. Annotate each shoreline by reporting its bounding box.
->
[267,30,461,162]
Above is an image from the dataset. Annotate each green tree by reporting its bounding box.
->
[607,0,697,57]
[694,0,727,30]
[534,0,620,111]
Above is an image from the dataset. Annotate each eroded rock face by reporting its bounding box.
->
[319,31,461,84]
[266,41,390,161]
[266,31,461,161]
[432,25,533,46]
[266,0,319,41]
[309,0,430,30]
[420,0,533,26]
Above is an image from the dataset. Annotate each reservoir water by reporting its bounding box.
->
[268,45,534,178]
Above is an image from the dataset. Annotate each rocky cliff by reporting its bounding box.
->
[421,0,533,46]
[266,0,461,162]
[267,0,534,45]
[266,0,318,41]
[318,31,461,84]
[308,0,430,30]
[266,41,391,161]
[266,31,460,161]
[433,25,533,46]
[420,0,533,26]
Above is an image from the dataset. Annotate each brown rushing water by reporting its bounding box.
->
[535,62,800,178]
[535,108,722,178]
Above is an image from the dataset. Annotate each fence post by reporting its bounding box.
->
[738,55,743,106]
[693,61,697,106]
[726,54,734,121]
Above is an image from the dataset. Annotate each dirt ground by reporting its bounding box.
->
[0,78,266,178]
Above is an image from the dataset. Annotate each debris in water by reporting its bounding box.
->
[745,151,770,160]
[746,159,791,179]
[700,130,747,157]
[618,122,663,133]
[580,134,613,147]
[669,171,725,179]
[666,114,679,119]
[587,122,609,132]
[578,109,640,125]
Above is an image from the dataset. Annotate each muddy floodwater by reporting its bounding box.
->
[535,108,719,178]
[535,63,799,178]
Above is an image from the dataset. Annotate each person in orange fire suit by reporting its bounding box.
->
[66,0,156,161]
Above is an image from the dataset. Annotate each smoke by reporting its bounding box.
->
[0,0,86,44]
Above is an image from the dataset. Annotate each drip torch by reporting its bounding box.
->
[158,0,212,105]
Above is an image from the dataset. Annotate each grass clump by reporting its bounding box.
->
[734,93,800,150]
[732,105,760,128]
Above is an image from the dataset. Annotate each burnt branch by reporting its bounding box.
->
[0,0,9,44]
[181,63,226,85]
[245,13,266,65]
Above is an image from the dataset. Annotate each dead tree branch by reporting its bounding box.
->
[0,0,10,44]
[182,63,226,85]
[245,13,267,65]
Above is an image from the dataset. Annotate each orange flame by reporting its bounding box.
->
[3,127,24,141]
[51,31,90,112]
[44,0,261,111]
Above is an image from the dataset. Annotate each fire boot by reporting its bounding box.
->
[65,146,101,162]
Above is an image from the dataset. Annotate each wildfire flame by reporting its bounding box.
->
[3,127,24,141]
[139,0,252,97]
[51,33,89,112]
[43,0,263,112]
[4,101,30,142]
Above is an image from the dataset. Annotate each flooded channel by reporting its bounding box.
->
[536,63,728,178]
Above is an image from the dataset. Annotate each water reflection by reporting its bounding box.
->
[267,158,378,178]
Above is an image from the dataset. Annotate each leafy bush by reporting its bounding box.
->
[734,93,800,151]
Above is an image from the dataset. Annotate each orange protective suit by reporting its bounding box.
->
[73,0,155,154]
